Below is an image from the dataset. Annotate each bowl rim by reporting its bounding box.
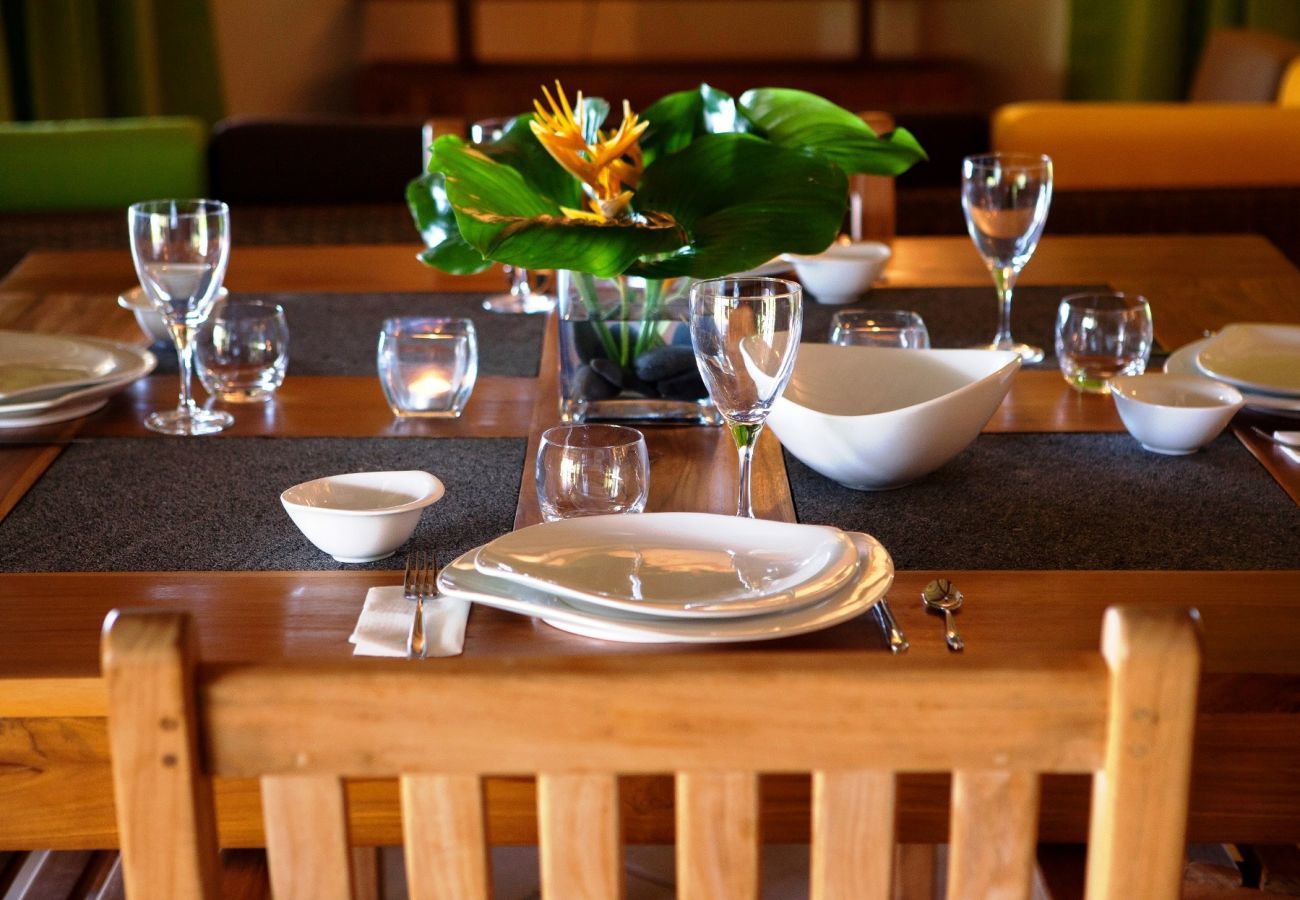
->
[779,346,1022,421]
[280,470,445,516]
[1109,373,1245,408]
[118,284,230,311]
[782,240,892,264]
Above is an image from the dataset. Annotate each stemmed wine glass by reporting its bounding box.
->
[961,153,1053,363]
[472,118,555,315]
[689,277,802,518]
[128,199,233,435]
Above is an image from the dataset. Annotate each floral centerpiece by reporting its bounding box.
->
[408,83,926,422]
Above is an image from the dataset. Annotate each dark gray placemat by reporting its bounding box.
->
[152,292,544,378]
[801,285,1112,367]
[787,433,1299,570]
[0,437,525,572]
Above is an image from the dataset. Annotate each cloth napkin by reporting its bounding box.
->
[1275,431,1300,465]
[348,585,470,658]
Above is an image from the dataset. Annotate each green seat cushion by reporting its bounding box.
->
[0,117,207,211]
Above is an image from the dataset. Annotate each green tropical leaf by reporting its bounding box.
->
[405,172,492,274]
[628,133,846,279]
[432,135,687,277]
[639,84,752,167]
[739,88,928,176]
[469,116,584,210]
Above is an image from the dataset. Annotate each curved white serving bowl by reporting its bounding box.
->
[783,241,891,304]
[767,345,1021,490]
[1110,373,1244,455]
[281,470,445,563]
[118,285,229,344]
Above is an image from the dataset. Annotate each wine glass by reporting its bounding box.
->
[128,199,233,435]
[472,118,555,315]
[689,277,802,518]
[961,153,1053,363]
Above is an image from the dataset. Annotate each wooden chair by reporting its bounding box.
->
[102,605,1199,899]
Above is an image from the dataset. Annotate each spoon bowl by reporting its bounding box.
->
[921,578,964,651]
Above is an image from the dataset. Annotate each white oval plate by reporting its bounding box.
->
[0,331,155,404]
[1165,338,1300,416]
[474,513,860,619]
[1195,323,1300,396]
[440,532,892,643]
[0,398,108,428]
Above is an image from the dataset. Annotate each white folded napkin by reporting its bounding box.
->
[349,585,469,658]
[1275,431,1300,465]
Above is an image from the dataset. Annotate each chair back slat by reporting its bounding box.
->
[538,773,624,898]
[1085,607,1201,900]
[676,772,759,899]
[261,774,353,899]
[849,111,899,244]
[101,611,219,900]
[401,773,491,899]
[947,770,1041,900]
[810,770,895,900]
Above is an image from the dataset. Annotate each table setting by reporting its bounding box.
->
[0,81,1297,854]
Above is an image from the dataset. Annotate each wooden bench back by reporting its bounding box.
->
[103,605,1199,899]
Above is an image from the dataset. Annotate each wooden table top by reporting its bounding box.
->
[1,234,1298,848]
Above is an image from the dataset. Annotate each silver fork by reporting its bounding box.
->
[1250,426,1300,451]
[875,597,909,653]
[404,551,437,660]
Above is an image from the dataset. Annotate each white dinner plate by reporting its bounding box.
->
[0,398,108,428]
[439,532,892,643]
[1165,338,1300,416]
[1195,323,1300,396]
[0,331,155,405]
[474,513,860,619]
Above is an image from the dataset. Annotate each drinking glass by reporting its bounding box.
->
[830,309,931,348]
[536,424,650,521]
[472,117,555,316]
[377,317,478,417]
[1055,292,1153,394]
[128,199,233,435]
[961,153,1053,363]
[689,276,802,518]
[195,300,289,402]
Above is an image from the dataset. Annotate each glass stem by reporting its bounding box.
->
[173,324,197,414]
[730,421,762,518]
[992,265,1019,349]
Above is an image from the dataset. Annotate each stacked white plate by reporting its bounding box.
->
[1165,323,1300,416]
[436,512,894,643]
[0,331,157,428]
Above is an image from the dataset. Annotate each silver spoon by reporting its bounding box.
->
[921,578,964,652]
[1249,426,1300,451]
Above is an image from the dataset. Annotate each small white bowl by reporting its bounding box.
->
[1110,374,1245,455]
[118,285,229,344]
[766,345,1020,489]
[783,241,891,304]
[280,470,445,563]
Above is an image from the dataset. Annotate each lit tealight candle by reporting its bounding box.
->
[408,369,454,408]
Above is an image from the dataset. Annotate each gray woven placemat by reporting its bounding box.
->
[786,433,1299,570]
[152,292,545,378]
[801,285,1113,367]
[0,437,525,572]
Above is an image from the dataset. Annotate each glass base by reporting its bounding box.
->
[482,292,555,315]
[976,340,1044,364]
[560,395,721,426]
[145,406,234,436]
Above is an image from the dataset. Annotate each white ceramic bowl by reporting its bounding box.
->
[280,470,445,563]
[766,345,1020,490]
[1110,373,1244,455]
[117,285,229,344]
[783,241,891,304]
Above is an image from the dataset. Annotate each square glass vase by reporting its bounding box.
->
[556,270,720,425]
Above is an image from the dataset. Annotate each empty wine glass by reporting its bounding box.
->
[128,199,233,435]
[689,277,802,518]
[961,153,1053,363]
[472,117,555,315]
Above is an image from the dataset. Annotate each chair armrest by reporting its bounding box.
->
[992,102,1300,189]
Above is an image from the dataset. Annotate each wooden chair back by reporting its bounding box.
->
[103,605,1199,900]
[851,111,899,244]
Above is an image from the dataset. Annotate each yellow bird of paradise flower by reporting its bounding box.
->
[529,81,648,223]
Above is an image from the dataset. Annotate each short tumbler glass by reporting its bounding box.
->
[378,317,478,418]
[536,424,650,521]
[829,309,931,348]
[1054,292,1153,394]
[195,299,289,402]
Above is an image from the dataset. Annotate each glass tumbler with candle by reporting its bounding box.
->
[1054,292,1153,394]
[536,424,650,521]
[377,317,478,417]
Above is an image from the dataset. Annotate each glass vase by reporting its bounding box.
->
[556,270,720,425]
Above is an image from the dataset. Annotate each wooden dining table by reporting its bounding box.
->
[1,234,1298,853]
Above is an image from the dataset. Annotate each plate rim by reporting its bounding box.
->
[1165,338,1300,414]
[0,334,156,414]
[1195,323,1300,396]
